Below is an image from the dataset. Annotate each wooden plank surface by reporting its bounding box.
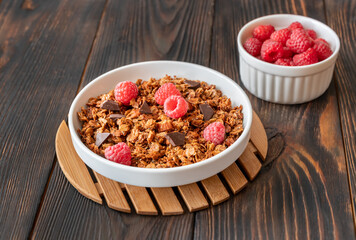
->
[30,0,213,238]
[178,183,209,212]
[0,0,354,239]
[79,0,215,87]
[151,187,184,215]
[324,0,356,226]
[200,175,230,205]
[125,185,158,215]
[31,163,195,239]
[56,121,102,204]
[221,163,248,194]
[251,111,268,159]
[93,172,131,213]
[0,0,106,238]
[237,143,262,180]
[194,0,355,239]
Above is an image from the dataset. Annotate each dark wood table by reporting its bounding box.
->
[1,0,355,239]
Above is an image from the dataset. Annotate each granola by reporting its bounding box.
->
[77,75,244,168]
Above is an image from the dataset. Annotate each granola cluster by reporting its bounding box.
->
[77,75,244,168]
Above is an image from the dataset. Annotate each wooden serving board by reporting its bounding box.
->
[55,111,267,215]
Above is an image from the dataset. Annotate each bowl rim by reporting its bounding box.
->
[237,14,340,76]
[68,60,253,175]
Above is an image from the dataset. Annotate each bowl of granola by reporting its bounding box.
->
[68,61,253,187]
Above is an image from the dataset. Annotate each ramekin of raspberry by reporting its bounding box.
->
[237,14,340,104]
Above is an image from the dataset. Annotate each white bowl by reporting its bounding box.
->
[68,61,253,187]
[237,14,340,104]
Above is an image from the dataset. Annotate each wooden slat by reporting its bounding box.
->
[93,172,131,213]
[95,183,103,195]
[221,163,248,194]
[150,188,184,215]
[119,182,126,190]
[237,143,262,181]
[250,111,268,160]
[200,175,230,205]
[56,121,102,204]
[248,141,258,153]
[177,183,209,212]
[125,184,158,215]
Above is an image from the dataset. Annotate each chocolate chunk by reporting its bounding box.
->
[139,101,152,114]
[95,132,110,147]
[165,132,185,147]
[101,100,120,111]
[199,103,214,121]
[184,80,201,89]
[109,113,125,120]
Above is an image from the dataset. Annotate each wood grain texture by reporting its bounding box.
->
[125,184,158,215]
[80,0,215,89]
[0,0,106,238]
[150,187,184,215]
[194,0,355,239]
[93,171,131,213]
[324,0,356,226]
[31,0,214,238]
[201,175,230,205]
[237,144,262,180]
[221,163,248,194]
[56,121,102,204]
[178,183,209,212]
[31,164,195,239]
[251,111,268,159]
[2,0,354,238]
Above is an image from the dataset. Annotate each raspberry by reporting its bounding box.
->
[306,29,317,40]
[246,22,331,66]
[282,47,293,58]
[270,28,291,45]
[315,38,328,45]
[293,48,318,66]
[261,39,284,62]
[154,83,181,105]
[114,81,138,106]
[275,58,294,66]
[104,142,131,165]
[164,95,188,119]
[203,122,225,145]
[252,25,275,41]
[286,29,313,53]
[288,21,304,30]
[313,40,333,61]
[243,37,262,56]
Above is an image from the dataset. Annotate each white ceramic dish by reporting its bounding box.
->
[237,14,340,104]
[68,61,253,187]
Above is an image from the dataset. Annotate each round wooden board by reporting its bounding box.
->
[55,111,267,215]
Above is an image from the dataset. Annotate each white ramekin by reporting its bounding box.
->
[237,14,340,104]
[68,61,252,187]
